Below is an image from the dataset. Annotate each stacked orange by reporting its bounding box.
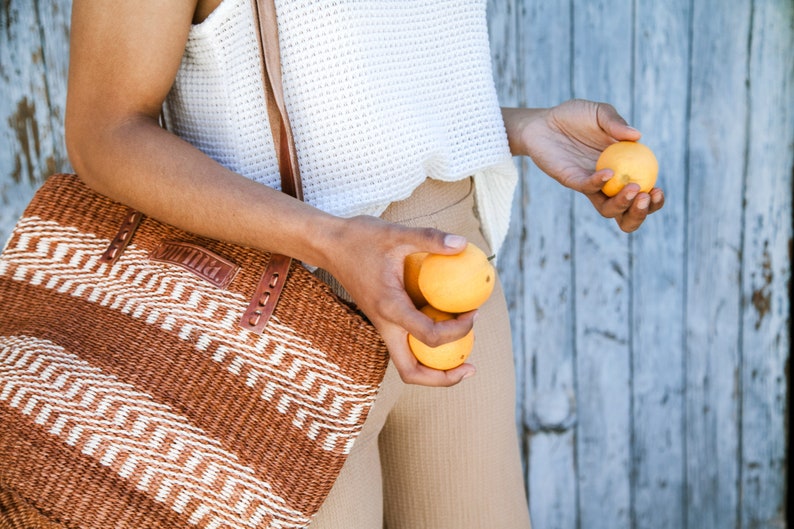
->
[403,243,495,370]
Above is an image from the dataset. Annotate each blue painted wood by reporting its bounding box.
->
[631,1,690,527]
[1,1,791,528]
[0,0,72,241]
[486,1,790,528]
[570,1,635,527]
[514,2,578,528]
[685,1,752,527]
[739,1,792,527]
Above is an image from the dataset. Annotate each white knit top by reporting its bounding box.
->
[165,0,518,253]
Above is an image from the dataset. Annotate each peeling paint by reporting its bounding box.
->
[750,241,773,330]
[8,97,41,185]
[1,0,14,40]
[1,0,11,24]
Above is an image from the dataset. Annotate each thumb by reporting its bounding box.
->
[441,233,468,253]
[596,103,642,142]
[408,226,468,256]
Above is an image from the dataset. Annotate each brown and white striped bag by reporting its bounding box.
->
[0,1,388,528]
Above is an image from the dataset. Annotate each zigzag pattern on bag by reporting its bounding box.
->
[0,217,378,454]
[0,334,309,529]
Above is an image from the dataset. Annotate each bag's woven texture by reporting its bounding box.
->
[0,174,388,529]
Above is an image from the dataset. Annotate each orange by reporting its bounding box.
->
[596,141,658,197]
[408,305,474,370]
[403,252,428,308]
[418,243,495,313]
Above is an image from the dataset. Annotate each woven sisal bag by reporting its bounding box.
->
[0,1,388,528]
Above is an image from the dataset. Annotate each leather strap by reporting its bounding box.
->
[251,0,303,200]
[99,208,144,264]
[241,253,292,331]
[239,0,302,333]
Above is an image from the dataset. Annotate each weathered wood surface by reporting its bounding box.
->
[685,1,750,527]
[631,2,689,528]
[0,1,71,236]
[1,1,791,528]
[740,1,792,526]
[487,0,792,528]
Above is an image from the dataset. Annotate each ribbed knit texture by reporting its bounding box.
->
[310,176,532,528]
[165,0,517,253]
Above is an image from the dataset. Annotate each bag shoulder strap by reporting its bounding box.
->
[103,0,300,334]
[251,0,303,201]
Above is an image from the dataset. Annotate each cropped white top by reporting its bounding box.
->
[164,0,518,253]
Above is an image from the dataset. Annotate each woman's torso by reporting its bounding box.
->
[164,0,517,251]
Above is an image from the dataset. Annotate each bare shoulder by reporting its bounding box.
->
[67,0,200,119]
[65,0,202,172]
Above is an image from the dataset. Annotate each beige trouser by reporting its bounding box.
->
[311,178,532,529]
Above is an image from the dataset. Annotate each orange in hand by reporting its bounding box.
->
[417,243,495,313]
[596,141,658,197]
[408,305,474,370]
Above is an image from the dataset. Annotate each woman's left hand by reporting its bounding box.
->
[502,99,665,232]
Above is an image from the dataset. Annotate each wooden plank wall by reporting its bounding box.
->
[485,1,792,528]
[1,1,791,528]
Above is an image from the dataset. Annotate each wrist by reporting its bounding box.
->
[291,210,349,271]
[501,107,549,157]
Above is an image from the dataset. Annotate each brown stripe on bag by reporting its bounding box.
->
[0,487,69,529]
[0,279,348,516]
[0,408,189,529]
[0,267,378,453]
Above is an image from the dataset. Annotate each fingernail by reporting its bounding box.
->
[461,369,476,381]
[637,196,650,210]
[444,234,466,249]
[626,191,638,201]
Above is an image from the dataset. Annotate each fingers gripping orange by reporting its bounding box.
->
[407,305,475,370]
[404,242,495,370]
[596,141,658,197]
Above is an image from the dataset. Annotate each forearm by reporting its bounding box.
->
[66,115,343,270]
[500,107,548,157]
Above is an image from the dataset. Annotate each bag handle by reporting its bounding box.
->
[251,0,303,201]
[239,0,307,333]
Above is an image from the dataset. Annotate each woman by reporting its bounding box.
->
[65,0,664,527]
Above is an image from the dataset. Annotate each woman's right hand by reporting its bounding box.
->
[315,215,477,387]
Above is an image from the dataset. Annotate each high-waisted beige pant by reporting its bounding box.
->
[311,178,532,529]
